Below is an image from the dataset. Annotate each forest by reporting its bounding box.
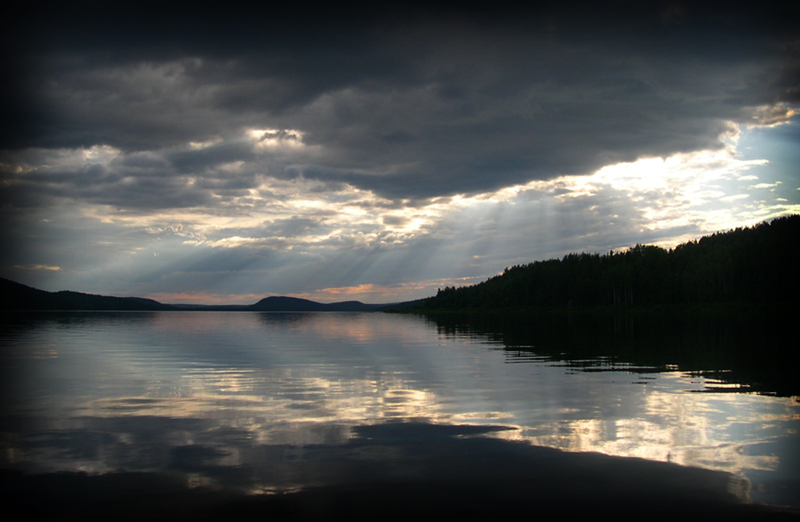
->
[418,215,800,311]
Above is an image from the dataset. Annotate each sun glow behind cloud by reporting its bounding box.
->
[79,131,786,252]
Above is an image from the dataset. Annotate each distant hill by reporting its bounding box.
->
[0,277,418,312]
[249,296,387,312]
[415,214,800,312]
[0,278,173,311]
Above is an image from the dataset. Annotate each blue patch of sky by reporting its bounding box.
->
[738,119,800,204]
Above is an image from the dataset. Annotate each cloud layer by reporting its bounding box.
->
[2,3,799,301]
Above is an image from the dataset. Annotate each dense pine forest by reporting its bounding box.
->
[419,215,800,311]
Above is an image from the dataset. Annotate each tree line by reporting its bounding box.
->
[419,215,800,311]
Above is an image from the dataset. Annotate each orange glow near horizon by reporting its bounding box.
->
[147,292,268,305]
[147,276,491,306]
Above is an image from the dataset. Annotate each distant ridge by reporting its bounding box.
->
[0,278,173,311]
[249,296,389,312]
[0,277,417,312]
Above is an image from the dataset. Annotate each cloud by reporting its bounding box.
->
[3,4,799,202]
[1,3,798,301]
[6,129,796,303]
[14,264,62,271]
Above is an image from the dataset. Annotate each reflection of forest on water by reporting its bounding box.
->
[424,309,798,397]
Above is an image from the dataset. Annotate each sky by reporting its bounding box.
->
[1,2,799,304]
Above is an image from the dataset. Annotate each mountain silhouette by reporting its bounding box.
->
[0,278,172,311]
[0,277,417,312]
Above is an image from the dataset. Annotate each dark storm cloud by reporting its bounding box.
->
[1,160,213,210]
[165,141,256,174]
[2,2,799,204]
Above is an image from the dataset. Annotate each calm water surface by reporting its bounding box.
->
[1,311,797,517]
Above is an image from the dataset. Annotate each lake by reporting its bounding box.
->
[1,311,798,520]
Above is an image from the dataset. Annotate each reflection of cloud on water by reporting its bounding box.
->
[7,421,780,519]
[10,356,799,489]
[511,387,794,478]
[22,375,794,492]
[41,365,447,471]
[4,312,799,508]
